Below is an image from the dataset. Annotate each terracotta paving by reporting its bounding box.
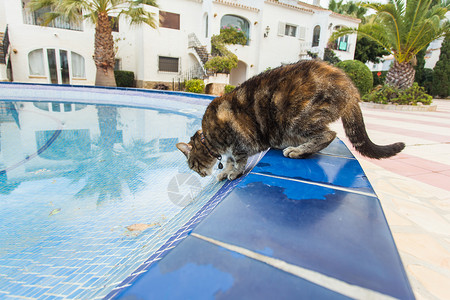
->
[331,99,450,300]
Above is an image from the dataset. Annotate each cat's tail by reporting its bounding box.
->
[341,101,405,159]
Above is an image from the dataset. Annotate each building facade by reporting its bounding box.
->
[0,0,360,88]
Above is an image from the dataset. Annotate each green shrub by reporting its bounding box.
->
[362,83,433,105]
[431,35,449,98]
[336,60,373,96]
[372,71,388,86]
[204,55,238,74]
[185,79,205,93]
[206,27,240,74]
[307,51,319,59]
[224,85,236,94]
[421,68,434,95]
[220,25,247,45]
[323,48,341,65]
[114,70,135,87]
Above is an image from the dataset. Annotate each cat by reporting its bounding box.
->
[176,60,405,181]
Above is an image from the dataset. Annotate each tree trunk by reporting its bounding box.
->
[94,12,116,87]
[95,67,116,87]
[385,60,415,90]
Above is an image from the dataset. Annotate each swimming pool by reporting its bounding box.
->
[0,83,415,300]
[0,83,242,299]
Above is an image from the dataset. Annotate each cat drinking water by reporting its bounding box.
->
[177,60,405,181]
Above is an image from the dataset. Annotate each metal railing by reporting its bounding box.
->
[23,8,83,31]
[0,26,9,64]
[188,33,203,48]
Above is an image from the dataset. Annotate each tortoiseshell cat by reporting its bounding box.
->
[177,60,405,181]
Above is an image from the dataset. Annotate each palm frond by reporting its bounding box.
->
[118,1,158,28]
[26,0,57,11]
[355,0,448,63]
[140,0,159,8]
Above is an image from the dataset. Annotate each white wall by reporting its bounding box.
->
[259,1,316,71]
[2,0,360,87]
[3,0,96,85]
[137,0,204,85]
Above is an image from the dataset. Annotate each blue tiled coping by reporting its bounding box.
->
[113,139,415,300]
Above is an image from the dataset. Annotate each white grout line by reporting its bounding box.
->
[251,172,377,198]
[192,233,398,300]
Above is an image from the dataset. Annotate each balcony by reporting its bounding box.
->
[23,6,83,31]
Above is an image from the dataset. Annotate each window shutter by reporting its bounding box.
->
[298,26,306,40]
[278,22,285,36]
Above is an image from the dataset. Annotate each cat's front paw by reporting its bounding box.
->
[217,171,229,181]
[283,146,311,159]
[217,170,243,181]
[227,171,243,181]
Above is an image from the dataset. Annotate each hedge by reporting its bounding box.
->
[114,70,135,87]
[336,60,373,96]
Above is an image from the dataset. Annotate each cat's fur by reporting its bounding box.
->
[177,60,405,181]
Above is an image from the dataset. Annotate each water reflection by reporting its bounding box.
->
[0,100,201,204]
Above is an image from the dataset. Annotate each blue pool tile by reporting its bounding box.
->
[115,236,350,300]
[318,138,355,158]
[192,173,414,300]
[251,147,373,193]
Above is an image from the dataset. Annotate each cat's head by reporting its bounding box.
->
[176,130,217,177]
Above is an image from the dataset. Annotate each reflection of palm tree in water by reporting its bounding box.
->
[66,106,154,206]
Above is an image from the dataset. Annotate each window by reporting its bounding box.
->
[28,49,45,76]
[47,49,58,84]
[28,49,86,82]
[204,14,209,38]
[64,103,72,112]
[34,102,87,112]
[109,16,119,32]
[33,103,49,111]
[285,24,297,37]
[71,52,85,78]
[52,103,61,112]
[337,35,349,51]
[159,56,179,73]
[332,26,349,51]
[221,15,250,45]
[114,59,121,71]
[312,25,320,47]
[277,22,305,39]
[159,11,180,30]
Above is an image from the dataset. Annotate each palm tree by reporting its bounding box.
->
[27,0,158,87]
[329,0,368,20]
[330,0,449,90]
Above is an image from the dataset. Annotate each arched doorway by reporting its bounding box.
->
[230,61,247,86]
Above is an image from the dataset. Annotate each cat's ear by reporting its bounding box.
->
[176,142,192,157]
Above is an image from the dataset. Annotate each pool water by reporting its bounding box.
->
[0,85,225,299]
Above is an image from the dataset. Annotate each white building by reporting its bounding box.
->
[0,0,360,89]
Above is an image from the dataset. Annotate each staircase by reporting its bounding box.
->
[188,33,211,76]
[0,26,10,65]
[0,32,5,64]
[193,45,210,64]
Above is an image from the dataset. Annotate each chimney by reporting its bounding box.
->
[313,0,320,6]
